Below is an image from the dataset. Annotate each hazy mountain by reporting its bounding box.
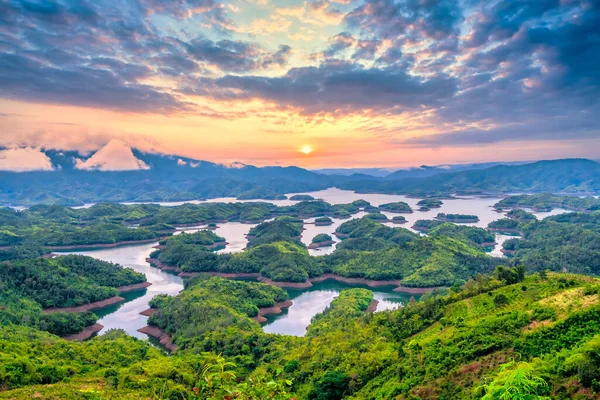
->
[342,159,600,195]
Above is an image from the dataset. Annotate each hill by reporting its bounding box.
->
[342,159,600,195]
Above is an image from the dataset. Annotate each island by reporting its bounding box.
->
[314,216,333,226]
[411,219,444,233]
[435,213,479,223]
[308,233,335,249]
[289,194,315,201]
[416,199,443,208]
[391,216,407,224]
[487,218,521,234]
[378,201,413,213]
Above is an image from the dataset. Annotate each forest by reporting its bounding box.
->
[2,192,600,398]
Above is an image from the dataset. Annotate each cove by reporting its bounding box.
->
[262,280,418,336]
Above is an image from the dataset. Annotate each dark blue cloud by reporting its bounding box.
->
[187,62,456,114]
[0,0,290,111]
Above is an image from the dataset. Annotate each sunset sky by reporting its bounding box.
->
[0,0,599,169]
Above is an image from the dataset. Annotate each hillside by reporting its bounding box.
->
[2,271,600,399]
[342,159,600,195]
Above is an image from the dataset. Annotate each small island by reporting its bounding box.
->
[308,233,335,249]
[314,216,333,226]
[391,216,407,224]
[236,187,287,200]
[411,219,444,233]
[290,194,315,201]
[365,212,390,222]
[506,209,537,222]
[487,218,521,234]
[378,201,413,213]
[435,213,479,223]
[416,199,443,208]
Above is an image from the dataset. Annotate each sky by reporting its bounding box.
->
[0,0,599,170]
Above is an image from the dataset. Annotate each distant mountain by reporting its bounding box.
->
[0,143,338,206]
[341,159,600,195]
[1,145,598,207]
[312,168,397,177]
[313,161,528,179]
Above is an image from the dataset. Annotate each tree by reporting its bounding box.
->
[480,361,550,399]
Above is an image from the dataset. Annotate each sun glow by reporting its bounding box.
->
[299,144,313,155]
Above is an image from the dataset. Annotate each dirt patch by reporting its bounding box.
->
[62,323,103,341]
[140,308,157,317]
[251,300,294,323]
[117,282,152,293]
[138,326,176,352]
[366,299,379,313]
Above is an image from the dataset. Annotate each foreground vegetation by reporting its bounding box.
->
[2,270,600,399]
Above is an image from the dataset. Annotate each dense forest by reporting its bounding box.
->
[3,270,600,399]
[3,190,600,398]
[0,255,147,336]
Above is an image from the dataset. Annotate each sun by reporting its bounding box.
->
[299,145,313,155]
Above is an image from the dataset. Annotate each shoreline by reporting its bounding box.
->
[251,300,294,323]
[366,299,379,313]
[48,238,162,251]
[145,258,443,293]
[308,240,335,249]
[487,227,521,234]
[435,217,480,223]
[137,325,177,352]
[117,281,152,293]
[62,323,104,341]
[43,295,126,314]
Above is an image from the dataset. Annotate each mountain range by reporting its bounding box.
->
[0,142,599,206]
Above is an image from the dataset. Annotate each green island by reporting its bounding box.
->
[309,234,334,249]
[365,212,390,221]
[290,194,316,201]
[411,219,445,232]
[391,215,407,224]
[495,194,600,212]
[314,216,333,225]
[506,208,537,222]
[378,201,413,213]
[436,213,480,223]
[487,218,521,233]
[417,198,443,208]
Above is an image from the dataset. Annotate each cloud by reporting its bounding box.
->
[186,62,456,115]
[0,147,54,172]
[177,158,187,165]
[74,139,150,171]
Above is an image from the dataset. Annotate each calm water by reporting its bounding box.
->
[53,188,570,338]
[55,242,184,339]
[262,280,416,336]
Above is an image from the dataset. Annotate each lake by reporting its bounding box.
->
[55,188,569,338]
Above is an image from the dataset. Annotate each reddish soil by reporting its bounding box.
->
[62,323,104,341]
[140,308,157,317]
[117,282,152,293]
[43,296,125,313]
[251,300,293,323]
[366,299,379,313]
[138,326,176,352]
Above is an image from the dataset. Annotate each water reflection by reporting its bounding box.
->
[55,242,184,339]
[53,188,571,338]
[263,280,416,336]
